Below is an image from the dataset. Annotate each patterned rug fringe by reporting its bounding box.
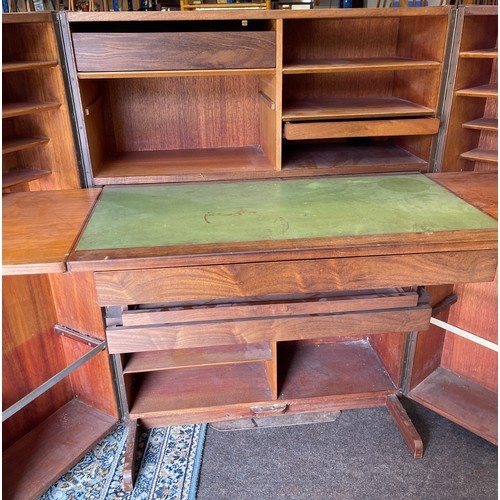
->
[40,423,206,500]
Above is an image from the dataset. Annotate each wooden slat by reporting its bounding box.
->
[2,400,117,500]
[386,395,423,459]
[283,57,441,74]
[77,68,275,79]
[460,148,498,163]
[2,12,53,23]
[123,343,273,373]
[2,101,61,118]
[2,136,49,154]
[129,362,273,417]
[409,367,498,444]
[462,118,498,132]
[121,291,419,327]
[107,307,432,354]
[3,189,101,275]
[456,83,498,98]
[72,32,276,72]
[282,97,434,121]
[460,48,498,59]
[2,167,51,189]
[2,60,58,72]
[283,118,440,140]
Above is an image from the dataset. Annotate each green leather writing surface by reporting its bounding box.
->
[76,175,496,250]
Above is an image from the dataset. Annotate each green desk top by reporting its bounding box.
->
[76,175,496,251]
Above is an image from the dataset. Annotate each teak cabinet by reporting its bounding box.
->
[2,6,498,499]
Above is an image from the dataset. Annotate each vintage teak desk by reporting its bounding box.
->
[2,5,498,499]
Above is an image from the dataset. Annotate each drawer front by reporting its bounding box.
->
[94,250,496,307]
[106,305,431,354]
[72,32,276,72]
[283,118,440,141]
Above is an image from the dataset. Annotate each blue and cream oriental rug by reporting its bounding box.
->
[40,424,206,500]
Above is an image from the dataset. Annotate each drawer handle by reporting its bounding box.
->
[250,404,288,416]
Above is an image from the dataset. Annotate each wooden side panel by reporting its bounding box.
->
[369,333,406,387]
[2,275,72,450]
[49,272,118,417]
[440,272,498,392]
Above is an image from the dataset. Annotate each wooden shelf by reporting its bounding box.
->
[460,148,498,163]
[77,68,275,79]
[129,361,273,417]
[124,343,273,373]
[409,367,497,444]
[2,60,58,73]
[278,340,396,400]
[3,167,52,189]
[2,101,61,119]
[3,136,49,155]
[459,48,498,59]
[283,57,441,75]
[2,399,117,500]
[282,97,434,122]
[456,83,498,98]
[462,118,498,132]
[282,142,428,174]
[93,147,275,185]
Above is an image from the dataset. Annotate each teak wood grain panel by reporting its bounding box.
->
[283,118,439,141]
[72,32,276,72]
[106,308,431,354]
[2,274,73,450]
[94,250,496,306]
[2,189,101,275]
[106,76,261,152]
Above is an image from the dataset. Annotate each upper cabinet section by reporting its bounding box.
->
[63,8,451,186]
[438,5,498,173]
[2,13,81,192]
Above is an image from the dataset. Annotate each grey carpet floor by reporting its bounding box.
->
[196,398,497,500]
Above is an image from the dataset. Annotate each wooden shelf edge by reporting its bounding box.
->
[456,84,498,98]
[459,49,498,59]
[2,101,61,119]
[283,58,441,74]
[77,67,276,79]
[460,148,498,163]
[2,136,50,155]
[2,399,118,500]
[2,60,58,73]
[2,167,52,189]
[462,118,498,132]
[409,367,498,445]
[123,343,273,374]
[2,12,53,23]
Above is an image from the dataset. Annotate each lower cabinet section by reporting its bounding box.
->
[114,336,404,428]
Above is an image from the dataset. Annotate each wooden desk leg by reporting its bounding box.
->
[386,394,424,459]
[123,419,139,492]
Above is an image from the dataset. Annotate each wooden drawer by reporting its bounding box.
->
[283,118,440,141]
[94,251,496,307]
[72,32,276,72]
[104,289,431,353]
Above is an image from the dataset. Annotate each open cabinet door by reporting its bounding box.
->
[403,173,498,445]
[2,189,120,499]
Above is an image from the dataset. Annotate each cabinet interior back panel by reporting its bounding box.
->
[106,76,260,152]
